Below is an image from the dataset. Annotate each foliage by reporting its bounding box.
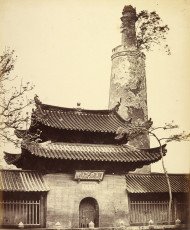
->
[149,121,190,143]
[0,49,34,146]
[115,118,152,144]
[136,10,170,54]
[116,119,190,144]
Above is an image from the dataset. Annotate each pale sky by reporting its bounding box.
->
[0,0,190,173]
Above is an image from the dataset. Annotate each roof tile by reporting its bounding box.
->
[23,142,165,163]
[0,170,49,192]
[126,173,189,193]
[33,103,130,133]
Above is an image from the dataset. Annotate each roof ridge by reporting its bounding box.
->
[25,141,165,153]
[35,99,133,119]
[30,141,132,148]
[4,151,21,155]
[38,102,113,114]
[0,169,38,172]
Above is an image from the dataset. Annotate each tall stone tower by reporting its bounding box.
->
[109,6,150,173]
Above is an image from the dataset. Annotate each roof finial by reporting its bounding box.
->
[75,102,82,113]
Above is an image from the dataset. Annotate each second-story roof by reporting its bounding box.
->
[31,96,131,133]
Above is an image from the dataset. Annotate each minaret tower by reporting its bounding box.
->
[109,6,150,172]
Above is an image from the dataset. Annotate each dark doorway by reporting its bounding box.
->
[79,197,99,228]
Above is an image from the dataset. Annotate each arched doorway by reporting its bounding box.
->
[79,197,99,228]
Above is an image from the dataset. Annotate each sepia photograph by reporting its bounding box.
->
[0,0,189,229]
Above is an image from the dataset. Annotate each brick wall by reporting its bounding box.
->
[43,173,129,228]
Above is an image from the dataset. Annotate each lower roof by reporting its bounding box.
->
[1,170,188,194]
[4,141,166,164]
[126,173,189,193]
[0,170,49,192]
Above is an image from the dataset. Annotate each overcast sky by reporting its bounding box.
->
[0,0,190,173]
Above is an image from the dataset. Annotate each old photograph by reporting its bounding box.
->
[0,0,189,229]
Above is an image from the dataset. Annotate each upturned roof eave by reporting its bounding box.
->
[4,142,165,164]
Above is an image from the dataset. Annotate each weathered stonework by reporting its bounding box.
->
[110,48,147,122]
[121,5,138,50]
[44,173,129,228]
[109,47,149,149]
[109,6,150,173]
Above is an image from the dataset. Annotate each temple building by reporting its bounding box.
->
[2,5,189,229]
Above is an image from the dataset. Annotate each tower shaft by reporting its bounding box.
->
[109,6,150,173]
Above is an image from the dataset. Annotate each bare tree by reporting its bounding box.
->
[149,122,189,224]
[0,49,34,147]
[115,120,190,224]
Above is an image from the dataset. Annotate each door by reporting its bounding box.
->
[79,197,99,228]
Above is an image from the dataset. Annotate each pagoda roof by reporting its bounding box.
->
[0,170,49,192]
[32,96,131,133]
[4,142,166,164]
[126,173,189,193]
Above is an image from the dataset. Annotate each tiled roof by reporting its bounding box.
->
[32,100,131,133]
[126,173,189,193]
[19,142,165,163]
[0,170,49,192]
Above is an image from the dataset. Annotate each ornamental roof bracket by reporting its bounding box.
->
[34,94,42,105]
[115,126,129,145]
[125,117,132,124]
[33,95,47,118]
[143,118,153,129]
